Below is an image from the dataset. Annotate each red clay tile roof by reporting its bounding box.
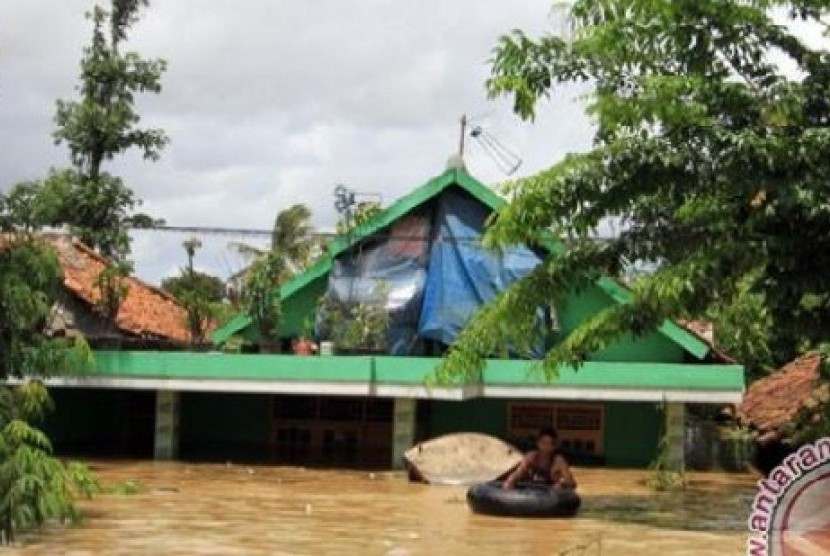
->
[737,353,829,444]
[42,234,194,343]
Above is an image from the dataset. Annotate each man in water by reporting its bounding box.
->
[502,427,577,490]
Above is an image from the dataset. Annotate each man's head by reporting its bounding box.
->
[536,427,558,455]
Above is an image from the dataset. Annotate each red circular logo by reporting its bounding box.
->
[768,467,830,555]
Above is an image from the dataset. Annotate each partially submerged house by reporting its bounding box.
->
[30,235,198,458]
[43,234,192,346]
[208,166,742,468]
[38,168,744,468]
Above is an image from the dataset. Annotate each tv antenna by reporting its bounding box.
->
[458,113,522,176]
[334,184,382,232]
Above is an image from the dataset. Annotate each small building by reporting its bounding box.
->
[38,168,744,468]
[28,235,198,457]
[738,353,829,472]
[43,234,193,347]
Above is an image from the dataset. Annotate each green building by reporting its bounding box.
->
[41,166,743,469]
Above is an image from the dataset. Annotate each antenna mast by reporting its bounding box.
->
[458,114,468,158]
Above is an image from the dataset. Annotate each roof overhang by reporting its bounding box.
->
[8,350,744,404]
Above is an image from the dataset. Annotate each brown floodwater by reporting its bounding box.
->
[11,462,758,555]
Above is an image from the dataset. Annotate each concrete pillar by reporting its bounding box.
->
[154,390,180,460]
[391,398,417,469]
[664,402,686,472]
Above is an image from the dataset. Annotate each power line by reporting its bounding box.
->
[130,225,288,237]
[133,225,488,244]
[129,225,619,246]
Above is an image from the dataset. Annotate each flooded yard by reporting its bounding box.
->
[13,461,757,555]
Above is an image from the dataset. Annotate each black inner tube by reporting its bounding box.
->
[466,481,581,518]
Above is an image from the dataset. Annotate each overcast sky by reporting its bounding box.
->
[1,1,597,284]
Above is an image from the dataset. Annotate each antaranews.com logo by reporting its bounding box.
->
[748,437,830,555]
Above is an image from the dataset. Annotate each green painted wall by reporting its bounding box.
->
[89,351,743,391]
[556,287,686,363]
[603,402,662,467]
[179,392,271,461]
[427,399,662,468]
[281,275,328,338]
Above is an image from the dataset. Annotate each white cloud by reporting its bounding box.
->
[0,0,595,285]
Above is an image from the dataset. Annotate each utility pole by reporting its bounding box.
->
[458,114,468,159]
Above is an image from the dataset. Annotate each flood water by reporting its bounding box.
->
[13,462,757,555]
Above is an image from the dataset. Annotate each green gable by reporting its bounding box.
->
[213,168,711,361]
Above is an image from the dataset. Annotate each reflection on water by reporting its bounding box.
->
[12,463,756,555]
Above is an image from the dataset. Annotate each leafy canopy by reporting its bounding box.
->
[0,193,97,544]
[162,271,226,305]
[162,240,227,345]
[229,204,318,351]
[45,0,167,259]
[243,252,285,353]
[230,203,317,287]
[440,0,830,383]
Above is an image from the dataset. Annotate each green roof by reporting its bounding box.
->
[213,168,710,360]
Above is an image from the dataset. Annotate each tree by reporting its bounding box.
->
[93,259,132,334]
[230,204,316,286]
[227,204,317,322]
[702,270,775,382]
[628,264,775,381]
[0,188,98,544]
[45,0,167,259]
[440,0,830,384]
[242,252,284,353]
[335,201,382,235]
[161,239,227,345]
[161,272,225,304]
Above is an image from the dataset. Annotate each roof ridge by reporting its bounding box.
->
[60,236,184,306]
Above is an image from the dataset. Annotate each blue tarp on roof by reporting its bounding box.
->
[416,190,544,351]
[321,211,432,355]
[322,188,545,355]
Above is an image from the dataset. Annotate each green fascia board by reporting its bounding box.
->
[481,360,744,391]
[92,350,373,383]
[211,168,711,360]
[375,356,742,390]
[86,351,743,392]
[592,276,710,360]
[213,313,250,344]
[373,356,441,384]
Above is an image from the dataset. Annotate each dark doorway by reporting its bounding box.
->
[45,388,155,459]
